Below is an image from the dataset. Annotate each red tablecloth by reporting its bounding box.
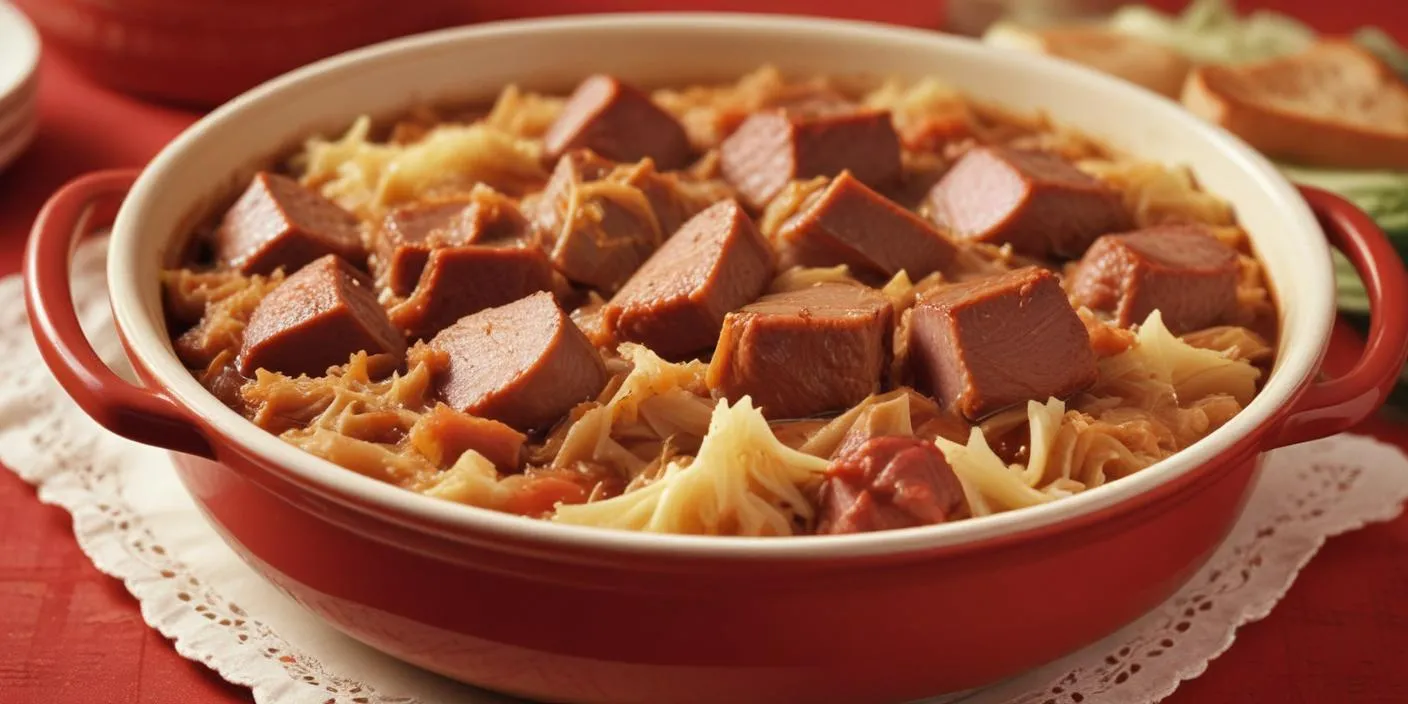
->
[4,6,1408,703]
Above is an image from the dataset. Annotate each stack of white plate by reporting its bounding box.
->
[0,2,39,173]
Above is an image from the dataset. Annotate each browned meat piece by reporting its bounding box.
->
[374,190,540,298]
[408,403,526,470]
[532,150,621,240]
[542,74,692,170]
[215,171,366,275]
[536,150,618,217]
[372,199,471,297]
[388,244,556,341]
[456,187,540,246]
[908,267,1096,420]
[816,436,967,535]
[198,352,251,414]
[775,170,958,280]
[603,200,774,360]
[1069,224,1240,334]
[707,283,893,419]
[610,158,714,237]
[428,291,607,430]
[533,151,663,292]
[924,146,1132,259]
[719,108,902,210]
[238,255,405,377]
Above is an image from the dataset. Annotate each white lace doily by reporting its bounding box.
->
[6,238,1408,704]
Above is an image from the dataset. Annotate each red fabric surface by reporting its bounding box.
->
[3,3,1408,703]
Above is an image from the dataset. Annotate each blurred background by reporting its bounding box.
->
[8,0,1396,107]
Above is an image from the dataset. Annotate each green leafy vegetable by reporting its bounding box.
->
[1108,0,1316,64]
[1354,27,1408,79]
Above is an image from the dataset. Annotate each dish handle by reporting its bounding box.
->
[24,169,215,458]
[1271,185,1408,448]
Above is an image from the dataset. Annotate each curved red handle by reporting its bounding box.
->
[24,169,214,458]
[1271,185,1408,448]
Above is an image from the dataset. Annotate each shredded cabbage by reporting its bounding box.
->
[553,397,829,535]
[1126,311,1260,405]
[297,117,546,218]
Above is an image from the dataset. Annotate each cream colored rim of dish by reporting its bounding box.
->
[0,2,39,106]
[110,13,1333,560]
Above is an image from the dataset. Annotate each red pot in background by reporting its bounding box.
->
[13,1,950,107]
[12,0,461,107]
[470,0,946,28]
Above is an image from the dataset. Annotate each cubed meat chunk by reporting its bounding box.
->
[816,436,967,535]
[428,291,607,430]
[720,108,903,210]
[775,170,958,280]
[374,189,540,298]
[372,199,472,297]
[707,283,893,419]
[456,187,540,247]
[215,172,366,275]
[1069,224,1240,334]
[603,200,774,360]
[532,150,617,235]
[238,255,405,376]
[388,244,556,341]
[924,146,1132,259]
[534,151,664,292]
[610,158,715,237]
[542,74,692,170]
[908,267,1096,420]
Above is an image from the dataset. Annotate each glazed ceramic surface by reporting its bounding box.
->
[25,15,1408,704]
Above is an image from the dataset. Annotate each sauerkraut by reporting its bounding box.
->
[162,67,1281,538]
[553,397,829,535]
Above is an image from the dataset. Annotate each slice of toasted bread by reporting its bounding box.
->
[1183,41,1408,169]
[984,24,1193,98]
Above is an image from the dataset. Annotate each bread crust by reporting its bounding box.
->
[1181,41,1408,169]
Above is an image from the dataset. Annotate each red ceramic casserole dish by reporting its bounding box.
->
[24,15,1408,704]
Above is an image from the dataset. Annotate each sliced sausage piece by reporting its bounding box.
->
[539,150,716,236]
[428,291,607,430]
[775,170,958,280]
[530,151,615,256]
[720,108,903,210]
[603,200,774,360]
[456,187,540,246]
[372,198,472,297]
[542,74,693,170]
[707,283,893,419]
[239,255,405,377]
[908,267,1096,420]
[216,172,366,275]
[389,244,556,341]
[924,146,1132,259]
[610,158,714,237]
[533,150,617,231]
[816,436,966,535]
[534,151,663,292]
[374,190,540,298]
[1069,224,1239,334]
